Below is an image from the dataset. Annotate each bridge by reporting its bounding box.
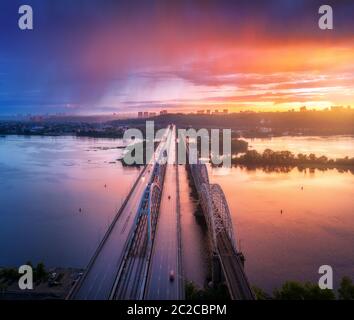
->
[69,126,173,300]
[68,125,254,300]
[143,124,184,300]
[186,140,255,300]
[109,125,183,300]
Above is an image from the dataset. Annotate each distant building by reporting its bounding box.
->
[149,112,157,117]
[138,112,143,118]
[331,106,345,111]
[143,112,149,118]
[213,109,219,114]
[197,110,205,114]
[29,116,44,122]
[258,127,272,133]
[30,126,44,132]
[300,106,307,112]
[206,110,211,114]
[160,110,168,115]
[223,109,228,114]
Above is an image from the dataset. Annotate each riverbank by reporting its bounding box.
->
[231,149,354,173]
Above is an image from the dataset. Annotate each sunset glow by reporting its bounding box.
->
[1,1,354,114]
[1,1,354,303]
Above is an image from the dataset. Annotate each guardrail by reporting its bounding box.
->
[175,130,185,300]
[67,163,149,300]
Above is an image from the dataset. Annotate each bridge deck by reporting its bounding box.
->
[69,129,169,300]
[110,126,173,299]
[144,125,183,300]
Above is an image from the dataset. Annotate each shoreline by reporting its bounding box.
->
[229,163,354,173]
[0,131,354,139]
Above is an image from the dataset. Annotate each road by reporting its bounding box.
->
[111,126,172,299]
[144,125,182,300]
[70,128,169,300]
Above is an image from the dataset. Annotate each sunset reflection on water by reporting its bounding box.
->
[209,166,354,292]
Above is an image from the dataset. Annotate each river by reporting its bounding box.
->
[182,135,354,293]
[0,135,141,268]
[0,134,353,294]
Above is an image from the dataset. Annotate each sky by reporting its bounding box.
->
[0,0,354,115]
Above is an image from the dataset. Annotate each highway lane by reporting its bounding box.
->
[144,125,182,300]
[114,213,149,299]
[70,128,169,300]
[111,126,173,299]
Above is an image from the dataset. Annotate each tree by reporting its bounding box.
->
[297,153,307,162]
[185,281,230,300]
[252,286,271,300]
[185,281,201,300]
[231,139,248,154]
[263,149,274,161]
[318,155,328,164]
[273,281,335,300]
[338,277,354,300]
[34,262,48,282]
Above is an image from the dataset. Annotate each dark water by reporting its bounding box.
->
[0,135,140,268]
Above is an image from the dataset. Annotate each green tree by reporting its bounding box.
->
[252,286,271,300]
[185,281,203,300]
[338,277,354,300]
[34,262,48,282]
[273,281,335,300]
[185,281,229,300]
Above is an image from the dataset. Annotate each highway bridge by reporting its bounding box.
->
[69,126,173,300]
[110,125,181,300]
[143,125,184,300]
[68,125,254,300]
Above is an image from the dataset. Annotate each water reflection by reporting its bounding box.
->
[179,165,209,287]
[246,135,354,159]
[0,135,140,268]
[209,166,354,292]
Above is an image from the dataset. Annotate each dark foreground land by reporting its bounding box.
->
[0,266,83,300]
